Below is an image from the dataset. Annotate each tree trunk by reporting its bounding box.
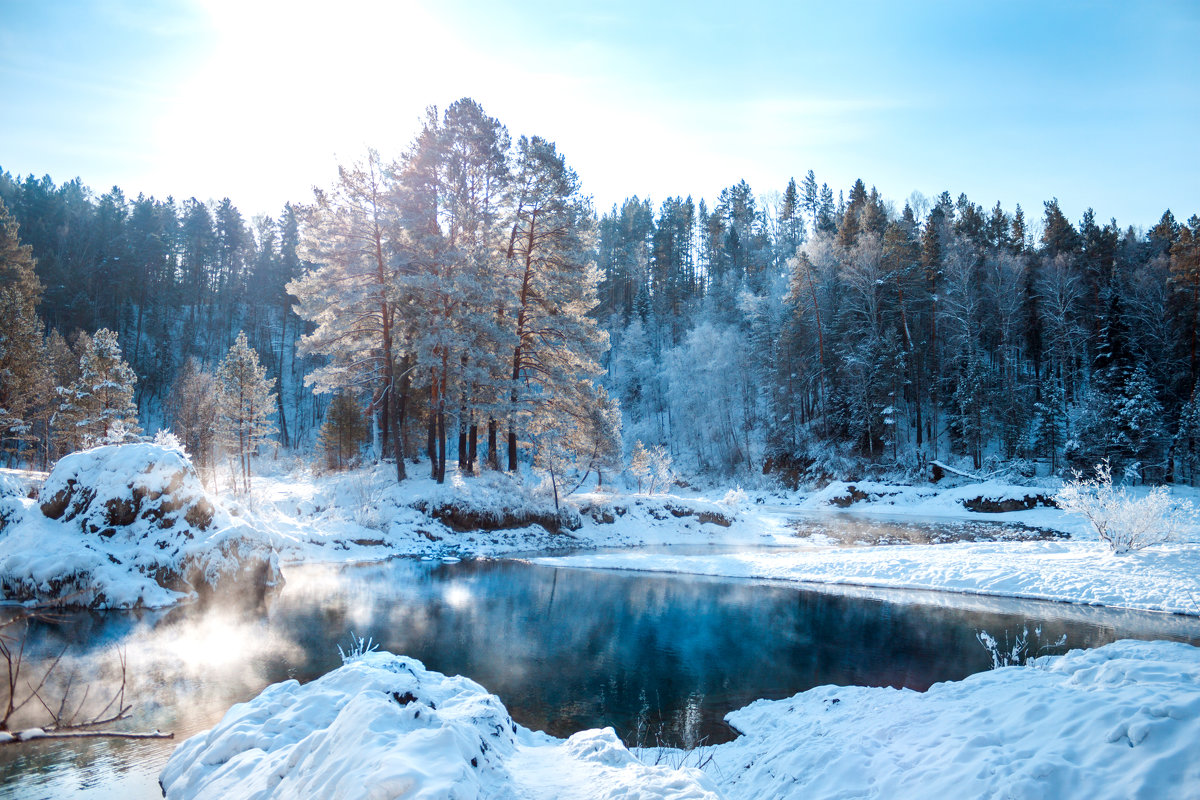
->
[436,407,446,484]
[507,423,518,473]
[398,362,412,482]
[468,422,477,474]
[457,410,468,473]
[487,418,498,470]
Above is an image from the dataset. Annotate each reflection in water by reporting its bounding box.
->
[2,556,1199,799]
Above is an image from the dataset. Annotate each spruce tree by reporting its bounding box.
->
[67,328,141,446]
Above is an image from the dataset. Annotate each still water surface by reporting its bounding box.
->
[2,552,1199,799]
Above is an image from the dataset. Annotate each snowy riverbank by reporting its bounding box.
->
[6,449,1200,615]
[533,541,1200,616]
[243,464,1200,617]
[161,640,1200,800]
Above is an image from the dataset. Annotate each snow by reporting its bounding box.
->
[160,651,719,800]
[703,639,1200,800]
[161,641,1200,800]
[6,446,1200,620]
[533,539,1200,615]
[0,443,281,608]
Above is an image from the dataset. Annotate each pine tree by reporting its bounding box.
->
[216,331,277,494]
[290,149,408,482]
[0,199,46,462]
[1031,378,1067,472]
[503,135,608,474]
[318,392,368,471]
[66,328,140,447]
[1175,381,1200,485]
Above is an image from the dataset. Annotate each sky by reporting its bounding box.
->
[1,0,1197,229]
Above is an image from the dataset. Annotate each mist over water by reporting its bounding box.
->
[3,554,1199,799]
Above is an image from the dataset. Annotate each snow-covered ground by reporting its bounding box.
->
[6,449,1200,618]
[237,465,1200,617]
[160,650,720,800]
[533,541,1200,615]
[162,640,1200,800]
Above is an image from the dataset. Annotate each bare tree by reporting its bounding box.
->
[1,615,171,744]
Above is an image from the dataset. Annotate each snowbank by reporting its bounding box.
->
[707,639,1200,800]
[160,651,719,800]
[0,443,281,608]
[534,539,1200,615]
[162,642,1200,800]
[245,465,759,564]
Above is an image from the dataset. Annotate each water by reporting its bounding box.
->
[2,553,1199,799]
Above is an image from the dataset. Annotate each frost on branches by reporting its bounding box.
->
[1055,461,1196,553]
[216,332,277,495]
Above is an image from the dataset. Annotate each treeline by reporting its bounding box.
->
[598,177,1200,484]
[0,169,319,457]
[3,96,1200,487]
[0,98,621,493]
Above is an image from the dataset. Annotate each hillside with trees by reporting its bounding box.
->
[1,98,1198,489]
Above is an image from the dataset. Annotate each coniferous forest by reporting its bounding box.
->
[2,97,1199,487]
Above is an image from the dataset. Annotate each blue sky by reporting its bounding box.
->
[2,0,1196,229]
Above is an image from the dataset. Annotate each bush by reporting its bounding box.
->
[1055,461,1196,554]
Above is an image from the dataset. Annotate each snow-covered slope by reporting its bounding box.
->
[160,651,719,800]
[0,443,281,608]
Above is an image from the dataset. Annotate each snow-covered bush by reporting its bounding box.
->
[976,626,1067,669]
[337,631,378,663]
[349,471,389,530]
[719,485,748,512]
[1055,461,1196,553]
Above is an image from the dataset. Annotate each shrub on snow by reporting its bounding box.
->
[1055,461,1196,554]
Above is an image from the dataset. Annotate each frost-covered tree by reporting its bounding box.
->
[216,332,277,494]
[629,440,651,492]
[1176,381,1200,485]
[0,200,45,462]
[401,99,513,482]
[64,328,140,447]
[290,149,407,481]
[503,135,608,473]
[1030,379,1067,472]
[166,357,219,485]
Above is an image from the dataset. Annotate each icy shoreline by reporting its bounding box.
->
[532,540,1200,616]
[161,641,1200,800]
[245,466,1200,618]
[6,452,1200,618]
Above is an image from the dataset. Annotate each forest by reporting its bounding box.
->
[2,97,1199,488]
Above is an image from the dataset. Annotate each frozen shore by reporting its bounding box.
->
[161,640,1200,800]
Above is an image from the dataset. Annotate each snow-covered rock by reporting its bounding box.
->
[160,651,719,800]
[707,639,1200,800]
[0,443,281,608]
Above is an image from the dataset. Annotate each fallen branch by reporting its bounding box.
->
[2,613,173,744]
